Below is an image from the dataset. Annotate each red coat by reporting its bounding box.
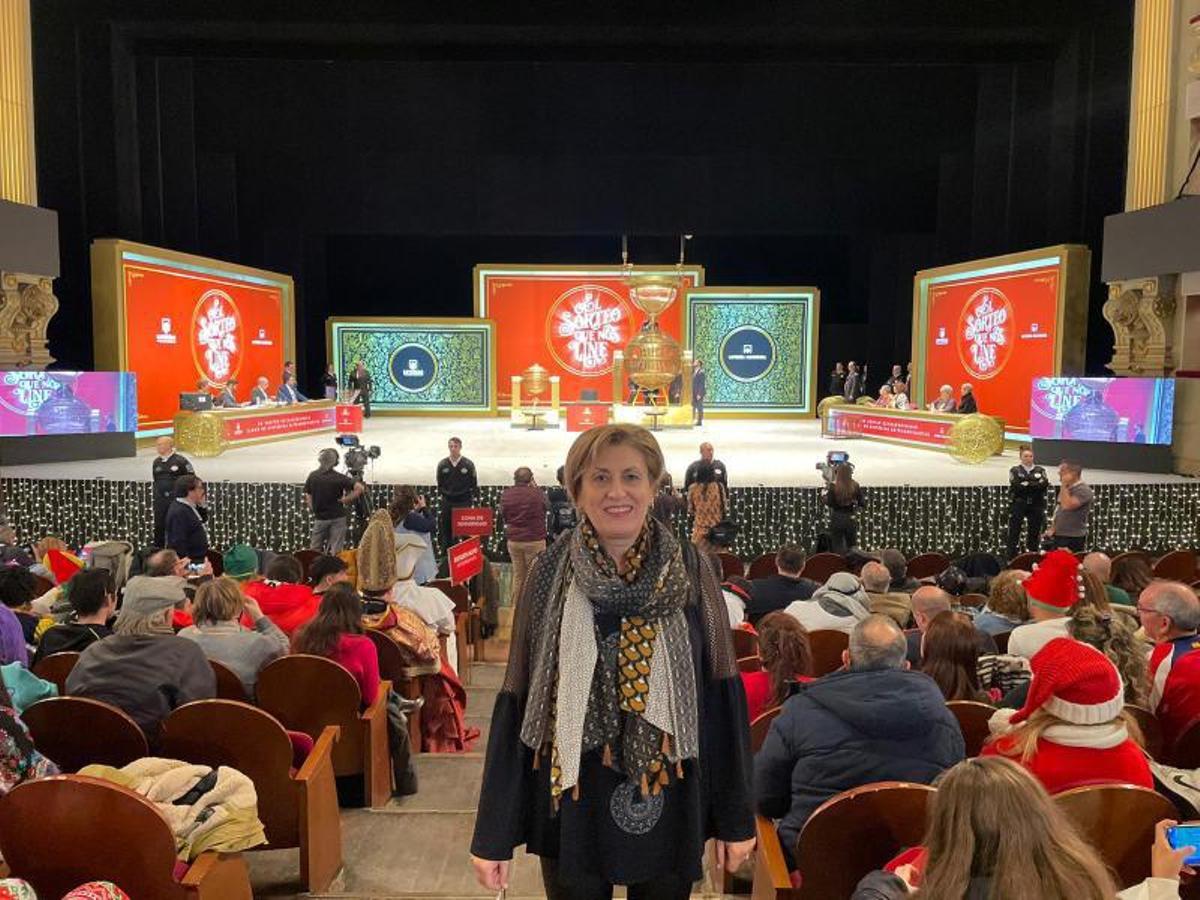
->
[1150,635,1200,749]
[241,580,321,637]
[980,734,1152,794]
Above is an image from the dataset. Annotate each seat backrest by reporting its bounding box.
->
[257,654,364,776]
[992,631,1011,655]
[945,700,996,757]
[432,581,470,613]
[1167,715,1200,768]
[161,699,298,847]
[1055,783,1177,888]
[737,655,763,673]
[30,573,55,597]
[1153,550,1198,582]
[796,782,935,900]
[906,552,950,580]
[750,705,782,753]
[210,659,249,701]
[747,553,778,580]
[717,552,744,580]
[205,548,225,576]
[807,629,849,677]
[294,548,321,581]
[1124,704,1163,761]
[731,628,759,659]
[31,651,80,694]
[364,627,434,683]
[1112,550,1153,570]
[1008,552,1039,572]
[958,592,989,610]
[800,552,846,584]
[22,696,148,772]
[0,774,188,899]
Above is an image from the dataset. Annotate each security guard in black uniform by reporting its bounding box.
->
[436,436,479,556]
[1006,444,1049,560]
[152,436,195,547]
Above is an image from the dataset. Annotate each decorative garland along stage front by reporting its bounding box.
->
[2,479,1197,562]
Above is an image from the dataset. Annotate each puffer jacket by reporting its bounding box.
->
[754,667,964,868]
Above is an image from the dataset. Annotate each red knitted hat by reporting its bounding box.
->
[1010,637,1124,725]
[1022,549,1083,614]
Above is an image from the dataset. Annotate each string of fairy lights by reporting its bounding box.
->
[1,477,1198,561]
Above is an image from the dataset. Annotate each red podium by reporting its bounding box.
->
[335,404,363,434]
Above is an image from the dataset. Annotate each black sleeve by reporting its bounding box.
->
[181,456,194,476]
[753,703,797,820]
[403,510,435,533]
[852,871,911,900]
[470,691,535,860]
[338,473,356,492]
[303,473,315,494]
[704,674,756,842]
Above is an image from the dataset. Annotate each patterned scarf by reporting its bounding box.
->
[519,517,698,802]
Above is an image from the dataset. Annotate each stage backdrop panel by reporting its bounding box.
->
[474,264,704,407]
[911,245,1090,438]
[0,371,136,435]
[327,318,496,414]
[684,287,820,415]
[91,239,294,438]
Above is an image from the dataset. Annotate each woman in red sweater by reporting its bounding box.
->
[981,636,1151,793]
[740,611,814,723]
[293,583,380,707]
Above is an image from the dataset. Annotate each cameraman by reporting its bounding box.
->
[304,448,364,554]
[823,461,864,555]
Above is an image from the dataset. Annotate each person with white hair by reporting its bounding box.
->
[957,382,978,414]
[928,384,957,413]
[249,375,272,405]
[1141,581,1200,749]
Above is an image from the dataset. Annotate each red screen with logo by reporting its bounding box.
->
[477,269,700,405]
[121,257,287,434]
[921,262,1060,434]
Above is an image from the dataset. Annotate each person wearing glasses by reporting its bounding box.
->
[1141,581,1200,751]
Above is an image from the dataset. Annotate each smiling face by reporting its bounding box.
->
[576,442,655,548]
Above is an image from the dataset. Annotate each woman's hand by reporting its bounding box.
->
[715,837,756,872]
[470,855,509,891]
[1151,819,1195,881]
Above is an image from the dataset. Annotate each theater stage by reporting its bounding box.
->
[0,417,1188,489]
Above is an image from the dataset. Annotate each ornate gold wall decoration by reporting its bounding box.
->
[1126,0,1179,210]
[0,0,37,205]
[0,271,58,369]
[1103,275,1177,375]
[948,414,1005,465]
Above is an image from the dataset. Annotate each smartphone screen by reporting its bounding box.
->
[1167,823,1200,865]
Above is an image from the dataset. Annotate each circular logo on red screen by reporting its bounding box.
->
[545,284,632,377]
[957,287,1014,380]
[190,289,244,386]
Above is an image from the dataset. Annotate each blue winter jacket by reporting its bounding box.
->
[754,666,965,868]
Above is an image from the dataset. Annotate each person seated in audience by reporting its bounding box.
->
[861,560,912,627]
[1141,580,1200,749]
[982,638,1152,793]
[309,553,351,596]
[388,485,437,585]
[723,576,751,627]
[1006,549,1080,659]
[927,384,957,413]
[178,575,288,697]
[852,756,1185,900]
[741,611,813,723]
[745,545,818,626]
[973,568,1029,637]
[66,575,216,741]
[880,548,921,594]
[1113,554,1155,599]
[292,583,380,706]
[755,614,964,869]
[31,568,115,666]
[874,384,895,408]
[0,680,57,796]
[783,570,871,635]
[29,536,70,584]
[144,547,212,629]
[233,548,320,637]
[27,546,86,617]
[1082,551,1133,607]
[921,610,994,703]
[905,585,997,666]
[0,527,33,569]
[0,568,42,648]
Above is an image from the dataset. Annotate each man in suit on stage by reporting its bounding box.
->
[692,358,707,425]
[275,374,308,405]
[250,376,271,406]
[349,360,373,418]
[957,382,978,414]
[843,361,861,401]
[213,378,239,408]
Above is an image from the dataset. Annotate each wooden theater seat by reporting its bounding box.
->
[747,553,778,580]
[1055,783,1176,888]
[799,552,845,584]
[30,650,80,694]
[30,573,54,597]
[205,549,225,576]
[793,781,935,899]
[365,627,440,754]
[430,578,476,673]
[0,774,251,899]
[294,548,322,581]
[256,655,392,808]
[1153,549,1198,582]
[753,813,800,900]
[1008,552,1040,572]
[717,551,744,580]
[906,552,950,580]
[1166,716,1200,769]
[731,628,759,660]
[807,629,849,677]
[210,659,249,701]
[22,696,148,772]
[945,700,996,757]
[161,699,342,892]
[750,706,782,754]
[1123,704,1164,761]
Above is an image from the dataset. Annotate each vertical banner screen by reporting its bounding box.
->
[475,266,703,406]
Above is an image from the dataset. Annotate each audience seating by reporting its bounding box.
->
[945,700,996,757]
[738,655,763,673]
[0,773,252,899]
[789,781,935,900]
[905,552,950,580]
[30,650,79,694]
[717,552,744,580]
[958,592,988,609]
[1166,716,1200,769]
[799,552,845,584]
[807,629,849,677]
[22,696,148,772]
[747,553,778,580]
[161,699,342,893]
[210,659,249,701]
[1008,552,1039,572]
[752,813,800,900]
[1152,549,1198,582]
[991,631,1011,654]
[30,573,54,597]
[364,627,439,753]
[256,655,392,808]
[731,628,759,659]
[429,578,477,673]
[1055,783,1176,888]
[1124,704,1164,761]
[293,548,321,581]
[205,549,225,576]
[750,706,782,753]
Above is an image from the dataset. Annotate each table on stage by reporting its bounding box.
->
[821,403,1005,456]
[173,400,341,456]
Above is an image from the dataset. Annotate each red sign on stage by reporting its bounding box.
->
[824,407,955,449]
[565,402,610,432]
[451,507,494,537]
[223,405,337,444]
[448,537,484,584]
[335,403,363,434]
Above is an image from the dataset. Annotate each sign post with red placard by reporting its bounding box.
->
[451,507,494,537]
[448,537,484,585]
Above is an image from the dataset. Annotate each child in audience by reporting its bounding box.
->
[292,583,379,706]
[741,611,814,722]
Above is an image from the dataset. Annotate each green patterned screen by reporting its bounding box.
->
[329,320,494,411]
[685,291,817,413]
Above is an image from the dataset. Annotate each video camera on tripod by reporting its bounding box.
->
[815,450,853,484]
[334,433,381,479]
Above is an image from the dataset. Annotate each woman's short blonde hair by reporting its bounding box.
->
[192,575,245,625]
[988,569,1030,619]
[563,424,665,503]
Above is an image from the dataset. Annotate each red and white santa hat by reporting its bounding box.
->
[1022,548,1084,615]
[1010,637,1124,725]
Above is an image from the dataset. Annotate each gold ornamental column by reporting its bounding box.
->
[0,0,37,205]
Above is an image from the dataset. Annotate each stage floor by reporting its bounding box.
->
[0,418,1189,488]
